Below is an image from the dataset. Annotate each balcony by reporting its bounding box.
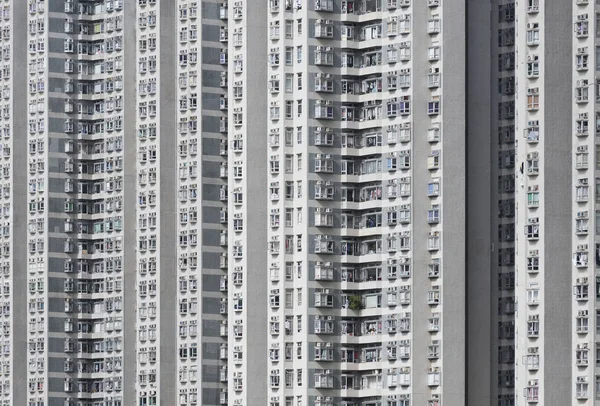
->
[339,371,383,398]
[340,318,384,343]
[341,238,383,261]
[341,0,382,16]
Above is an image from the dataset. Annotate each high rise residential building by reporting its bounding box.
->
[513,0,576,405]
[20,0,270,405]
[26,1,137,406]
[2,0,600,406]
[265,0,477,405]
[491,0,517,404]
[135,1,268,406]
[0,1,27,406]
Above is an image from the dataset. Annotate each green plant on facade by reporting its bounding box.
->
[348,295,364,312]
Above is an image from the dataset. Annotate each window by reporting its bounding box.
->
[315,20,334,38]
[575,15,589,38]
[576,147,589,169]
[526,55,539,77]
[399,96,410,114]
[576,80,589,102]
[269,48,280,66]
[527,0,539,12]
[526,284,539,305]
[315,46,334,66]
[527,315,539,337]
[526,88,539,110]
[428,45,440,61]
[526,23,540,46]
[315,0,334,11]
[498,28,515,46]
[428,99,440,115]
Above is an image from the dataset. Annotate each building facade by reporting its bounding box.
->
[1,0,598,406]
[491,0,517,404]
[265,0,470,405]
[25,0,137,405]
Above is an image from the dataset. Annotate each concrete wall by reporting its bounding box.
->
[466,0,493,404]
